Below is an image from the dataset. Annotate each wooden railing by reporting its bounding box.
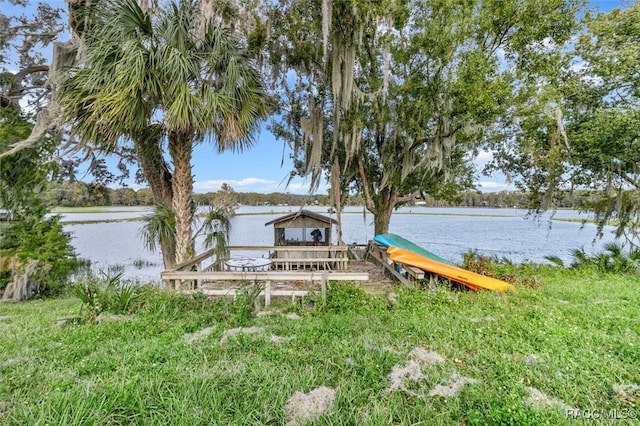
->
[365,241,412,287]
[176,271,369,306]
[161,245,362,291]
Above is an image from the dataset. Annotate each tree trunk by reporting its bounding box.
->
[169,133,194,265]
[134,131,176,269]
[371,187,397,235]
[135,132,173,206]
[373,202,393,235]
[330,156,344,244]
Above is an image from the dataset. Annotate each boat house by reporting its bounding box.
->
[265,209,337,247]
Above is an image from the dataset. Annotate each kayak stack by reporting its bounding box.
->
[373,233,514,292]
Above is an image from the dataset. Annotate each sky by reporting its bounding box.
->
[5,0,631,195]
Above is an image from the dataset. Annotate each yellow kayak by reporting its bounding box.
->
[387,246,514,292]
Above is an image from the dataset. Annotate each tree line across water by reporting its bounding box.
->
[43,181,599,210]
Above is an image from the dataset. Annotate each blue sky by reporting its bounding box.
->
[5,0,630,194]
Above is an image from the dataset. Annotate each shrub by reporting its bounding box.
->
[320,281,385,314]
[569,243,640,274]
[461,251,542,288]
[0,214,79,298]
[71,271,147,320]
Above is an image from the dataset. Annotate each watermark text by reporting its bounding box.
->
[566,408,637,420]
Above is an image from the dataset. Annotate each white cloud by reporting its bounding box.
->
[473,150,494,169]
[475,180,515,192]
[195,174,510,195]
[193,177,329,194]
[286,180,329,194]
[194,177,275,193]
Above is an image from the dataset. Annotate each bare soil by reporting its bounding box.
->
[285,386,336,426]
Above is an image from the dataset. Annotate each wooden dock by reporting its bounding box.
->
[161,245,372,305]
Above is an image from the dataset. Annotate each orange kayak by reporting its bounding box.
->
[387,246,514,291]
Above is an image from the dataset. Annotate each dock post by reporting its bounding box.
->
[321,274,327,302]
[265,280,271,307]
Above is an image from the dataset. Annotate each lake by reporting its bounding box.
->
[60,206,617,282]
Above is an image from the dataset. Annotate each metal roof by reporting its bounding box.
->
[264,209,338,226]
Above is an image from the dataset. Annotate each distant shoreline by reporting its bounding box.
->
[52,205,596,225]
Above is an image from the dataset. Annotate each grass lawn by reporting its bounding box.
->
[0,268,638,425]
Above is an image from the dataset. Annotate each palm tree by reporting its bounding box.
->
[141,203,230,270]
[140,204,177,269]
[59,0,268,267]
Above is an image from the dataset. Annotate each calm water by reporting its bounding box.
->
[61,206,617,282]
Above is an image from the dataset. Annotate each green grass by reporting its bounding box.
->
[0,270,639,425]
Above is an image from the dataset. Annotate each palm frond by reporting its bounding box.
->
[543,255,565,267]
[195,206,231,258]
[140,204,176,253]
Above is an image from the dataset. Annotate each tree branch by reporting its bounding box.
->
[620,173,640,190]
[396,189,421,204]
[12,65,50,87]
[357,159,377,214]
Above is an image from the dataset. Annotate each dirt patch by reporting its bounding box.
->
[218,326,290,344]
[524,386,575,412]
[183,326,217,345]
[203,359,249,378]
[409,347,446,366]
[364,343,402,355]
[285,386,336,426]
[613,383,640,406]
[524,354,542,367]
[219,327,265,344]
[387,361,424,394]
[1,357,29,369]
[386,292,399,306]
[348,259,396,293]
[269,334,292,343]
[428,373,478,397]
[73,377,97,389]
[388,347,446,394]
[256,310,301,320]
[285,313,301,320]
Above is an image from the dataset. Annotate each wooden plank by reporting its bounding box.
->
[273,248,348,253]
[270,258,349,262]
[404,265,425,284]
[160,271,369,281]
[366,242,412,287]
[165,246,350,271]
[265,280,271,306]
[226,245,348,252]
[405,265,425,280]
[182,289,310,297]
[169,248,217,271]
